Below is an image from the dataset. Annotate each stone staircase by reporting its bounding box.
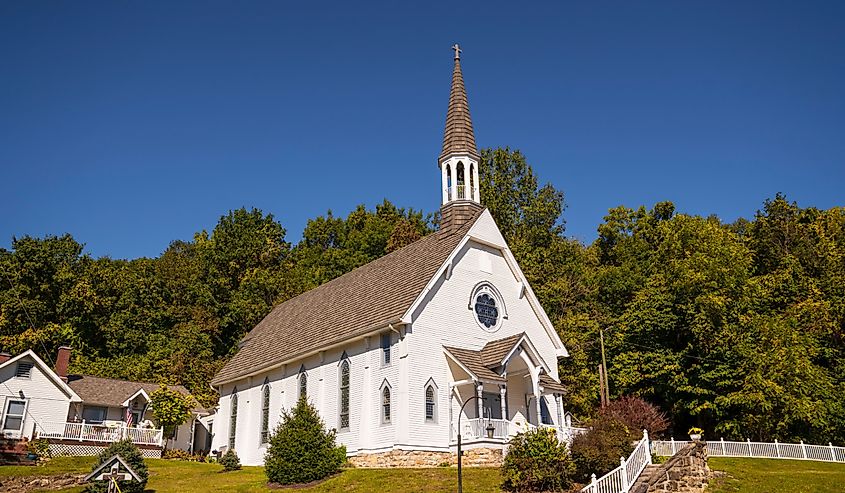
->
[630,464,661,491]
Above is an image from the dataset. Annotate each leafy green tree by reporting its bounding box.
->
[150,385,194,449]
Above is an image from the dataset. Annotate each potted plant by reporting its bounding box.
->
[688,427,703,441]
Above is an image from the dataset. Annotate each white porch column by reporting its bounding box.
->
[441,163,448,204]
[555,393,563,426]
[499,385,507,420]
[476,383,484,419]
[473,164,480,203]
[448,384,455,441]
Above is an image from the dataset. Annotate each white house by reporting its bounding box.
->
[211,47,575,467]
[0,347,207,457]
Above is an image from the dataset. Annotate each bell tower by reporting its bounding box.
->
[439,44,483,236]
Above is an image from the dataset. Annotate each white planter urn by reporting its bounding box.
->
[689,433,702,441]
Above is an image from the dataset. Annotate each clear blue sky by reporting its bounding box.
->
[2,1,843,259]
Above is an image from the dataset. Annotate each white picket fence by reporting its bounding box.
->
[651,438,845,463]
[581,430,652,493]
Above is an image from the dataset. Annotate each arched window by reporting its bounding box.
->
[339,360,350,430]
[229,390,238,450]
[425,385,436,422]
[456,162,465,199]
[469,163,475,201]
[260,383,270,444]
[446,164,453,201]
[299,372,308,401]
[540,396,553,425]
[382,386,391,424]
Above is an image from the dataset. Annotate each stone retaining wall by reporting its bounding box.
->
[633,441,710,493]
[348,447,502,468]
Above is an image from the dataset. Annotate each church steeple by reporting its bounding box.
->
[440,44,479,164]
[438,44,483,236]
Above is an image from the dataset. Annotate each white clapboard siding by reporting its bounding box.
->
[0,354,73,440]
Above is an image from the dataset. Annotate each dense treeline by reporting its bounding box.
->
[1,148,843,444]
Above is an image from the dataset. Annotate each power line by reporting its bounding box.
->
[1,264,56,367]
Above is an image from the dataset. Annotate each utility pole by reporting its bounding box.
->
[597,364,606,408]
[599,329,610,407]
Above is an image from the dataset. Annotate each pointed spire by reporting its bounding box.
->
[440,44,479,163]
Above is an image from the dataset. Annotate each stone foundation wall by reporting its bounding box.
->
[348,447,503,468]
[633,441,710,493]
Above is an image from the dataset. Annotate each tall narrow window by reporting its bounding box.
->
[260,384,270,444]
[382,387,391,424]
[299,373,308,401]
[456,162,465,199]
[469,163,475,200]
[229,392,238,450]
[425,385,436,422]
[540,396,553,425]
[446,165,452,201]
[339,360,350,430]
[381,333,391,366]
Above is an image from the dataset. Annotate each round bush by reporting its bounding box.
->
[570,415,634,481]
[501,427,575,492]
[265,397,345,485]
[219,449,241,471]
[85,439,148,493]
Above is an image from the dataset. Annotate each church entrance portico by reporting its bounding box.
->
[444,333,570,447]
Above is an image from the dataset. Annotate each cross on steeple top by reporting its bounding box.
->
[452,43,461,60]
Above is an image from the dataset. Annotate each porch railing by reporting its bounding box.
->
[461,418,510,439]
[540,423,590,444]
[36,421,164,447]
[582,430,651,493]
[651,438,845,462]
[454,418,590,444]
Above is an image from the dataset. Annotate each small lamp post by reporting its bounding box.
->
[457,394,480,493]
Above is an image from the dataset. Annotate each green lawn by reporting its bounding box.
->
[708,458,845,493]
[0,457,502,492]
[12,456,845,492]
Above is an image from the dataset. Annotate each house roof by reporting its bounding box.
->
[445,332,567,391]
[67,375,205,413]
[439,51,479,162]
[539,374,567,394]
[444,346,506,383]
[479,333,525,368]
[0,350,81,402]
[211,208,485,386]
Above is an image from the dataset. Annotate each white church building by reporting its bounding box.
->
[210,46,574,467]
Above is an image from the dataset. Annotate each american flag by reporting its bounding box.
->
[125,407,133,427]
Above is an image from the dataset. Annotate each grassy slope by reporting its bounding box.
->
[709,458,845,493]
[1,457,502,493]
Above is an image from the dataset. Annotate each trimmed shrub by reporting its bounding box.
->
[85,439,148,493]
[26,438,51,459]
[265,397,345,485]
[602,396,669,437]
[162,448,208,462]
[219,449,241,471]
[501,427,575,492]
[570,415,634,481]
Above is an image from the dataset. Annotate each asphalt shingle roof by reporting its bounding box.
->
[67,375,205,412]
[211,208,484,386]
